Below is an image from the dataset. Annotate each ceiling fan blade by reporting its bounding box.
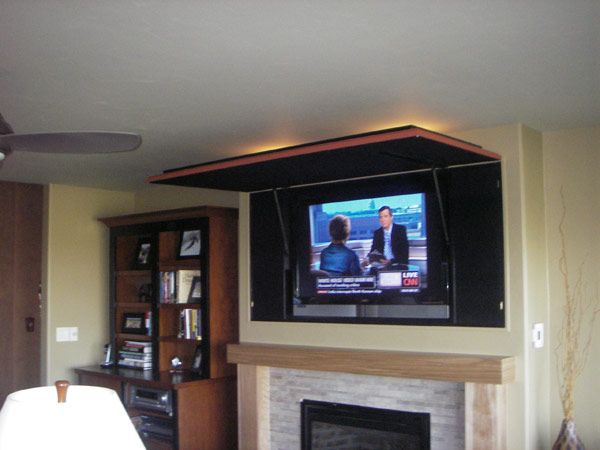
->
[0,132,142,154]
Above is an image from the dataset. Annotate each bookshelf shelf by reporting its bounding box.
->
[159,261,199,271]
[115,302,152,309]
[116,333,152,341]
[160,336,202,343]
[116,270,152,277]
[158,303,202,308]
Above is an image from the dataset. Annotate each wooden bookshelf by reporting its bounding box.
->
[76,206,238,450]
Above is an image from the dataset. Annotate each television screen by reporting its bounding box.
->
[291,181,451,322]
[308,193,427,296]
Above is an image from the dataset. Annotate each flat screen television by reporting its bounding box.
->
[250,163,504,327]
[287,171,452,323]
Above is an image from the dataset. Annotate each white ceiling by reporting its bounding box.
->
[1,1,598,191]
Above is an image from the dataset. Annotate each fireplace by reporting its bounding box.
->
[301,400,430,450]
[227,343,515,450]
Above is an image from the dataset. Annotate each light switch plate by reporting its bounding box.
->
[56,326,79,342]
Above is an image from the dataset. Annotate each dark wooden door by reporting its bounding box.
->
[0,181,43,405]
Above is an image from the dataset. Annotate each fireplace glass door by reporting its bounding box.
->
[301,400,430,450]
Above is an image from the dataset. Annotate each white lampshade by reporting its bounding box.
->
[0,383,145,450]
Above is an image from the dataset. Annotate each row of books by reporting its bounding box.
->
[159,270,201,304]
[178,308,202,340]
[118,340,153,370]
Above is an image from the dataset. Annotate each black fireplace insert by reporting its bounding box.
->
[301,399,430,450]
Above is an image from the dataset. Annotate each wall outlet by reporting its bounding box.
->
[532,323,544,348]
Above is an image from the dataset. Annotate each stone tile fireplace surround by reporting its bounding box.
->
[271,368,463,449]
[227,343,515,450]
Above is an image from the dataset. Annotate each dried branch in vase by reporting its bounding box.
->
[554,189,600,421]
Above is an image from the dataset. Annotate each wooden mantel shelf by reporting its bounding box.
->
[227,343,515,385]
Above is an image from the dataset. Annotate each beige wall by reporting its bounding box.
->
[543,125,600,448]
[520,125,550,449]
[44,184,135,383]
[133,184,239,213]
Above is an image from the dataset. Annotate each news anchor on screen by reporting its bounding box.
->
[367,206,409,267]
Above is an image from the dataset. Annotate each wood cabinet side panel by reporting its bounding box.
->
[208,214,239,379]
[177,378,237,450]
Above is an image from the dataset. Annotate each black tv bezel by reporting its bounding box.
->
[285,170,454,325]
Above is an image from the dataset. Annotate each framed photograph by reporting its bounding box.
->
[132,237,153,269]
[187,276,202,302]
[178,229,201,259]
[122,312,147,334]
[191,344,203,374]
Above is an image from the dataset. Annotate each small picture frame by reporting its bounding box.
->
[133,237,153,269]
[122,312,147,334]
[187,276,202,302]
[191,345,203,374]
[178,229,201,259]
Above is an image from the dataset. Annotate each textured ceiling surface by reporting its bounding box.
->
[1,1,598,190]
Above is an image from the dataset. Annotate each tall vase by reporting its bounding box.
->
[552,419,585,450]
